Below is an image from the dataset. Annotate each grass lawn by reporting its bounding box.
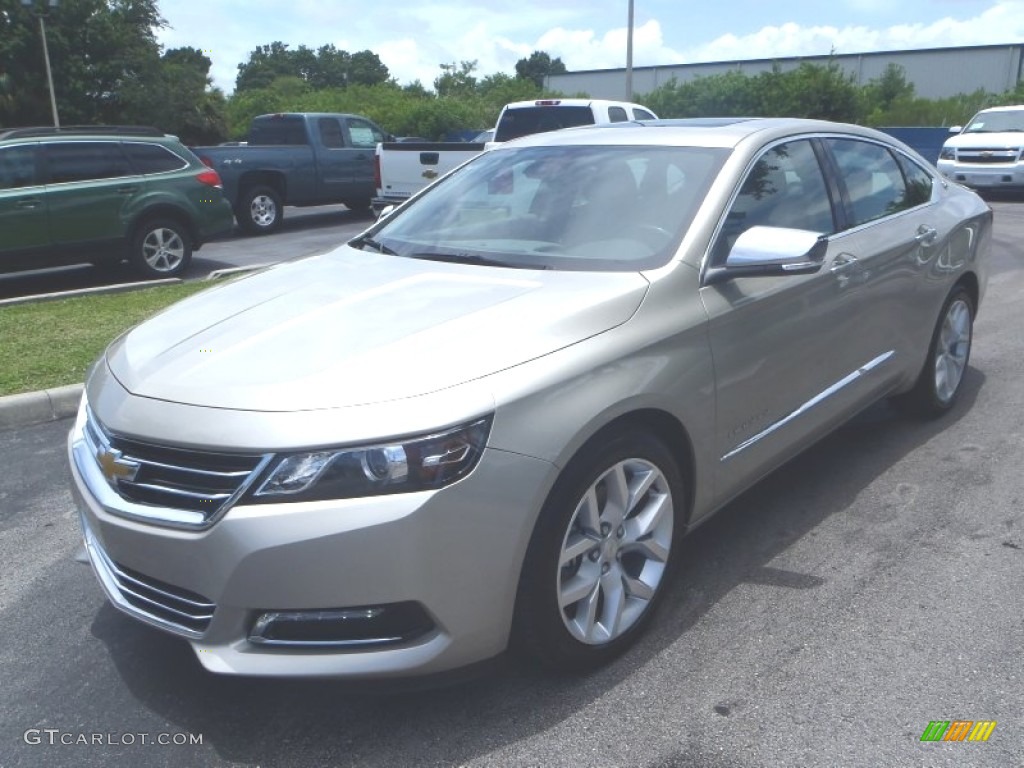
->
[0,282,213,397]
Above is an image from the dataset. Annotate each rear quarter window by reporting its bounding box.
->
[123,142,188,174]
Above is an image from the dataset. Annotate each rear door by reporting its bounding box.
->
[41,141,141,250]
[0,143,49,262]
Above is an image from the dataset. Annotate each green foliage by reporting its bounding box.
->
[515,51,567,88]
[434,61,479,98]
[235,41,389,93]
[0,0,228,142]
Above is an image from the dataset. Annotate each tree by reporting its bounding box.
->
[236,42,390,92]
[515,51,567,88]
[434,61,478,97]
[0,0,167,126]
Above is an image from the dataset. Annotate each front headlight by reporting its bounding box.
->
[938,147,956,161]
[250,416,492,502]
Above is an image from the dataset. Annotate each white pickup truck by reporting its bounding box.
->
[372,98,658,215]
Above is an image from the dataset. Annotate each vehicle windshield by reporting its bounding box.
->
[963,110,1024,133]
[358,145,727,272]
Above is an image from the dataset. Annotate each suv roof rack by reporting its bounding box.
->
[0,125,165,140]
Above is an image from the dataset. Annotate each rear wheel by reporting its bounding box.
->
[237,185,283,235]
[895,285,974,417]
[513,429,684,671]
[130,218,192,278]
[343,197,372,214]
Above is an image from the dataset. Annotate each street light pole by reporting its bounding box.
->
[625,0,634,101]
[21,0,60,129]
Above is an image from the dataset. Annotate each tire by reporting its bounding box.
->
[513,429,685,671]
[343,198,372,214]
[894,285,974,417]
[130,218,192,278]
[237,185,283,235]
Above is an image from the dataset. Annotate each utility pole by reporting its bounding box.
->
[625,0,635,101]
[20,0,61,128]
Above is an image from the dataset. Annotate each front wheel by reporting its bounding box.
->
[513,429,684,671]
[894,285,974,417]
[130,218,192,278]
[237,185,283,235]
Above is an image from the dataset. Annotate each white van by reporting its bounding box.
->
[936,105,1024,190]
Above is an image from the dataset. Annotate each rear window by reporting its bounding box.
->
[248,117,309,146]
[123,142,188,174]
[494,106,595,142]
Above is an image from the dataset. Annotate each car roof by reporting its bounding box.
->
[0,125,167,141]
[974,104,1024,114]
[497,117,896,150]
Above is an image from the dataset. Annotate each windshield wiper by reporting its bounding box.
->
[406,251,550,270]
[350,234,398,255]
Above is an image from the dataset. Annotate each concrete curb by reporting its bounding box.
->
[0,278,181,308]
[0,383,83,432]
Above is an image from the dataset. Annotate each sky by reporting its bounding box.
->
[154,0,1024,95]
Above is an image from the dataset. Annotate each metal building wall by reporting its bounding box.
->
[547,44,1024,103]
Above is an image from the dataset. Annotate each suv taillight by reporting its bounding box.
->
[196,169,223,188]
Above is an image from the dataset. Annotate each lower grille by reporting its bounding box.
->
[85,524,215,637]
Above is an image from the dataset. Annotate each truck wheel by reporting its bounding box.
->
[238,185,283,235]
[130,218,192,278]
[344,198,372,215]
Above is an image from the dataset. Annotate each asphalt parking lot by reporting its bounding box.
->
[0,198,1021,768]
[0,205,373,301]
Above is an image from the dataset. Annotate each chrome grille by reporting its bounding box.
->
[956,149,1020,165]
[85,524,215,637]
[79,408,272,529]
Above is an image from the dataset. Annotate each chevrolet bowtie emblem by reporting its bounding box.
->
[422,169,439,180]
[96,447,140,485]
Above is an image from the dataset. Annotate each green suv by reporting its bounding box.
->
[0,126,234,278]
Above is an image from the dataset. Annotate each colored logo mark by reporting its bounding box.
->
[920,720,997,742]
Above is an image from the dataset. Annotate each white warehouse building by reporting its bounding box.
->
[545,43,1024,102]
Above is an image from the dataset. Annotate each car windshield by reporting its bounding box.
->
[964,110,1024,133]
[359,144,727,271]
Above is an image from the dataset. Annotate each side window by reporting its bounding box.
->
[896,154,934,208]
[318,118,346,149]
[826,139,909,226]
[346,118,384,149]
[633,108,656,121]
[122,143,188,174]
[0,145,40,189]
[608,106,628,123]
[712,139,835,263]
[45,142,134,184]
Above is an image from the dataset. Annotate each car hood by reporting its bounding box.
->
[944,131,1024,149]
[106,247,649,412]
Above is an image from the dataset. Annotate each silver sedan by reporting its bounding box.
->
[68,118,991,678]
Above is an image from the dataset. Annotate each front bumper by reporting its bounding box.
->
[936,160,1024,189]
[68,415,556,678]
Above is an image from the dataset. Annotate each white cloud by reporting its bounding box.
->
[684,1,1024,62]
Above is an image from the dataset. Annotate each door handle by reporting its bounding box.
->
[830,253,858,273]
[16,198,42,209]
[915,225,938,246]
[116,186,139,195]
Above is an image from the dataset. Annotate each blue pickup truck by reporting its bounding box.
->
[194,113,391,234]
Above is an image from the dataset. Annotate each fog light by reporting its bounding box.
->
[249,602,435,648]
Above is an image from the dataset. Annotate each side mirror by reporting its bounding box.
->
[948,125,963,134]
[705,226,827,285]
[375,204,395,221]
